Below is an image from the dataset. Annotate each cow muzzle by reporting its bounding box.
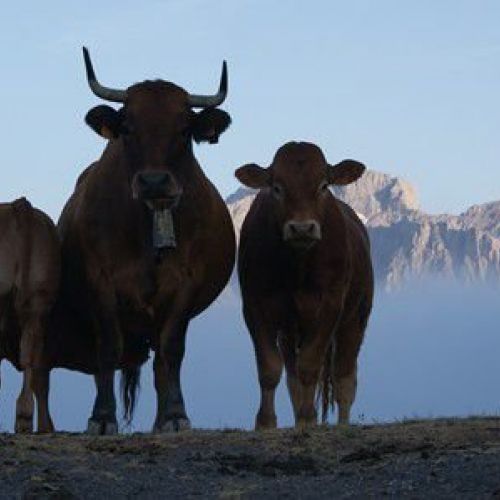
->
[283,219,322,249]
[133,171,182,208]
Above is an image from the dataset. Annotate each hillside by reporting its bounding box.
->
[1,418,499,498]
[227,172,500,290]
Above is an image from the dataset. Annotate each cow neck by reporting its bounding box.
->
[283,242,318,286]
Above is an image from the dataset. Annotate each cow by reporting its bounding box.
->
[0,197,59,433]
[235,142,373,429]
[53,48,235,435]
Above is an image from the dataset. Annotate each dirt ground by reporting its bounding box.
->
[1,417,500,499]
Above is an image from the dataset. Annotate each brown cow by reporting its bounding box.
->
[235,142,373,429]
[0,197,59,433]
[53,48,235,434]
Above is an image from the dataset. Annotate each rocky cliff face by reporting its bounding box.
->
[226,172,500,290]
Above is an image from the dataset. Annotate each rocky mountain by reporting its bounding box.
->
[226,172,500,290]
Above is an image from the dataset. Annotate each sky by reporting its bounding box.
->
[0,1,499,219]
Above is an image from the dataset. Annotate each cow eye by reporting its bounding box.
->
[272,183,283,199]
[319,181,329,193]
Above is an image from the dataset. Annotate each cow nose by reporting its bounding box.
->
[133,170,182,206]
[283,220,322,242]
[137,171,170,189]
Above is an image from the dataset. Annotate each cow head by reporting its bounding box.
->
[81,47,231,251]
[235,142,365,250]
[82,47,231,212]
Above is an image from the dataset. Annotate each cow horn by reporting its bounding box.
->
[82,47,127,103]
[187,61,228,108]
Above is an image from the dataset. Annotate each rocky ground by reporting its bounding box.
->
[1,417,500,499]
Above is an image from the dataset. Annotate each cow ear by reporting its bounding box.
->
[85,105,122,139]
[192,109,231,144]
[235,163,271,189]
[327,160,366,185]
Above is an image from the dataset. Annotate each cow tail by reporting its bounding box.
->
[121,366,141,424]
[318,340,335,423]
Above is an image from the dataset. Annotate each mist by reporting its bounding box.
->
[0,279,498,432]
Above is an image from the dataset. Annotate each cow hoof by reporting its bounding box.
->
[296,418,317,430]
[154,417,191,434]
[176,418,191,432]
[87,418,118,436]
[87,419,103,435]
[255,413,277,431]
[103,422,118,435]
[37,422,55,434]
[15,416,33,434]
[255,422,277,431]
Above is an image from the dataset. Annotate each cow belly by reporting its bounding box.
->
[154,214,235,319]
[0,214,18,289]
[0,278,14,365]
[0,304,21,369]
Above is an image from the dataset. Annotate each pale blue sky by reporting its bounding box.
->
[0,1,499,218]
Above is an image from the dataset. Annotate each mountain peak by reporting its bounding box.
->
[332,170,419,219]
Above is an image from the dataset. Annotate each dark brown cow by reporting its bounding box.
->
[53,48,235,434]
[236,142,373,429]
[0,197,59,433]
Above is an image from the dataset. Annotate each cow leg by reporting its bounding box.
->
[243,304,283,431]
[294,297,346,428]
[15,370,34,433]
[278,332,302,420]
[154,285,196,434]
[87,293,121,435]
[333,320,364,425]
[334,368,357,425]
[30,367,54,433]
[88,370,118,435]
[295,325,339,428]
[15,293,55,434]
[17,289,54,370]
[153,319,190,433]
[294,343,323,428]
[254,334,283,430]
[153,352,167,430]
[250,324,283,431]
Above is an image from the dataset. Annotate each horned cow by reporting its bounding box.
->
[51,48,236,434]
